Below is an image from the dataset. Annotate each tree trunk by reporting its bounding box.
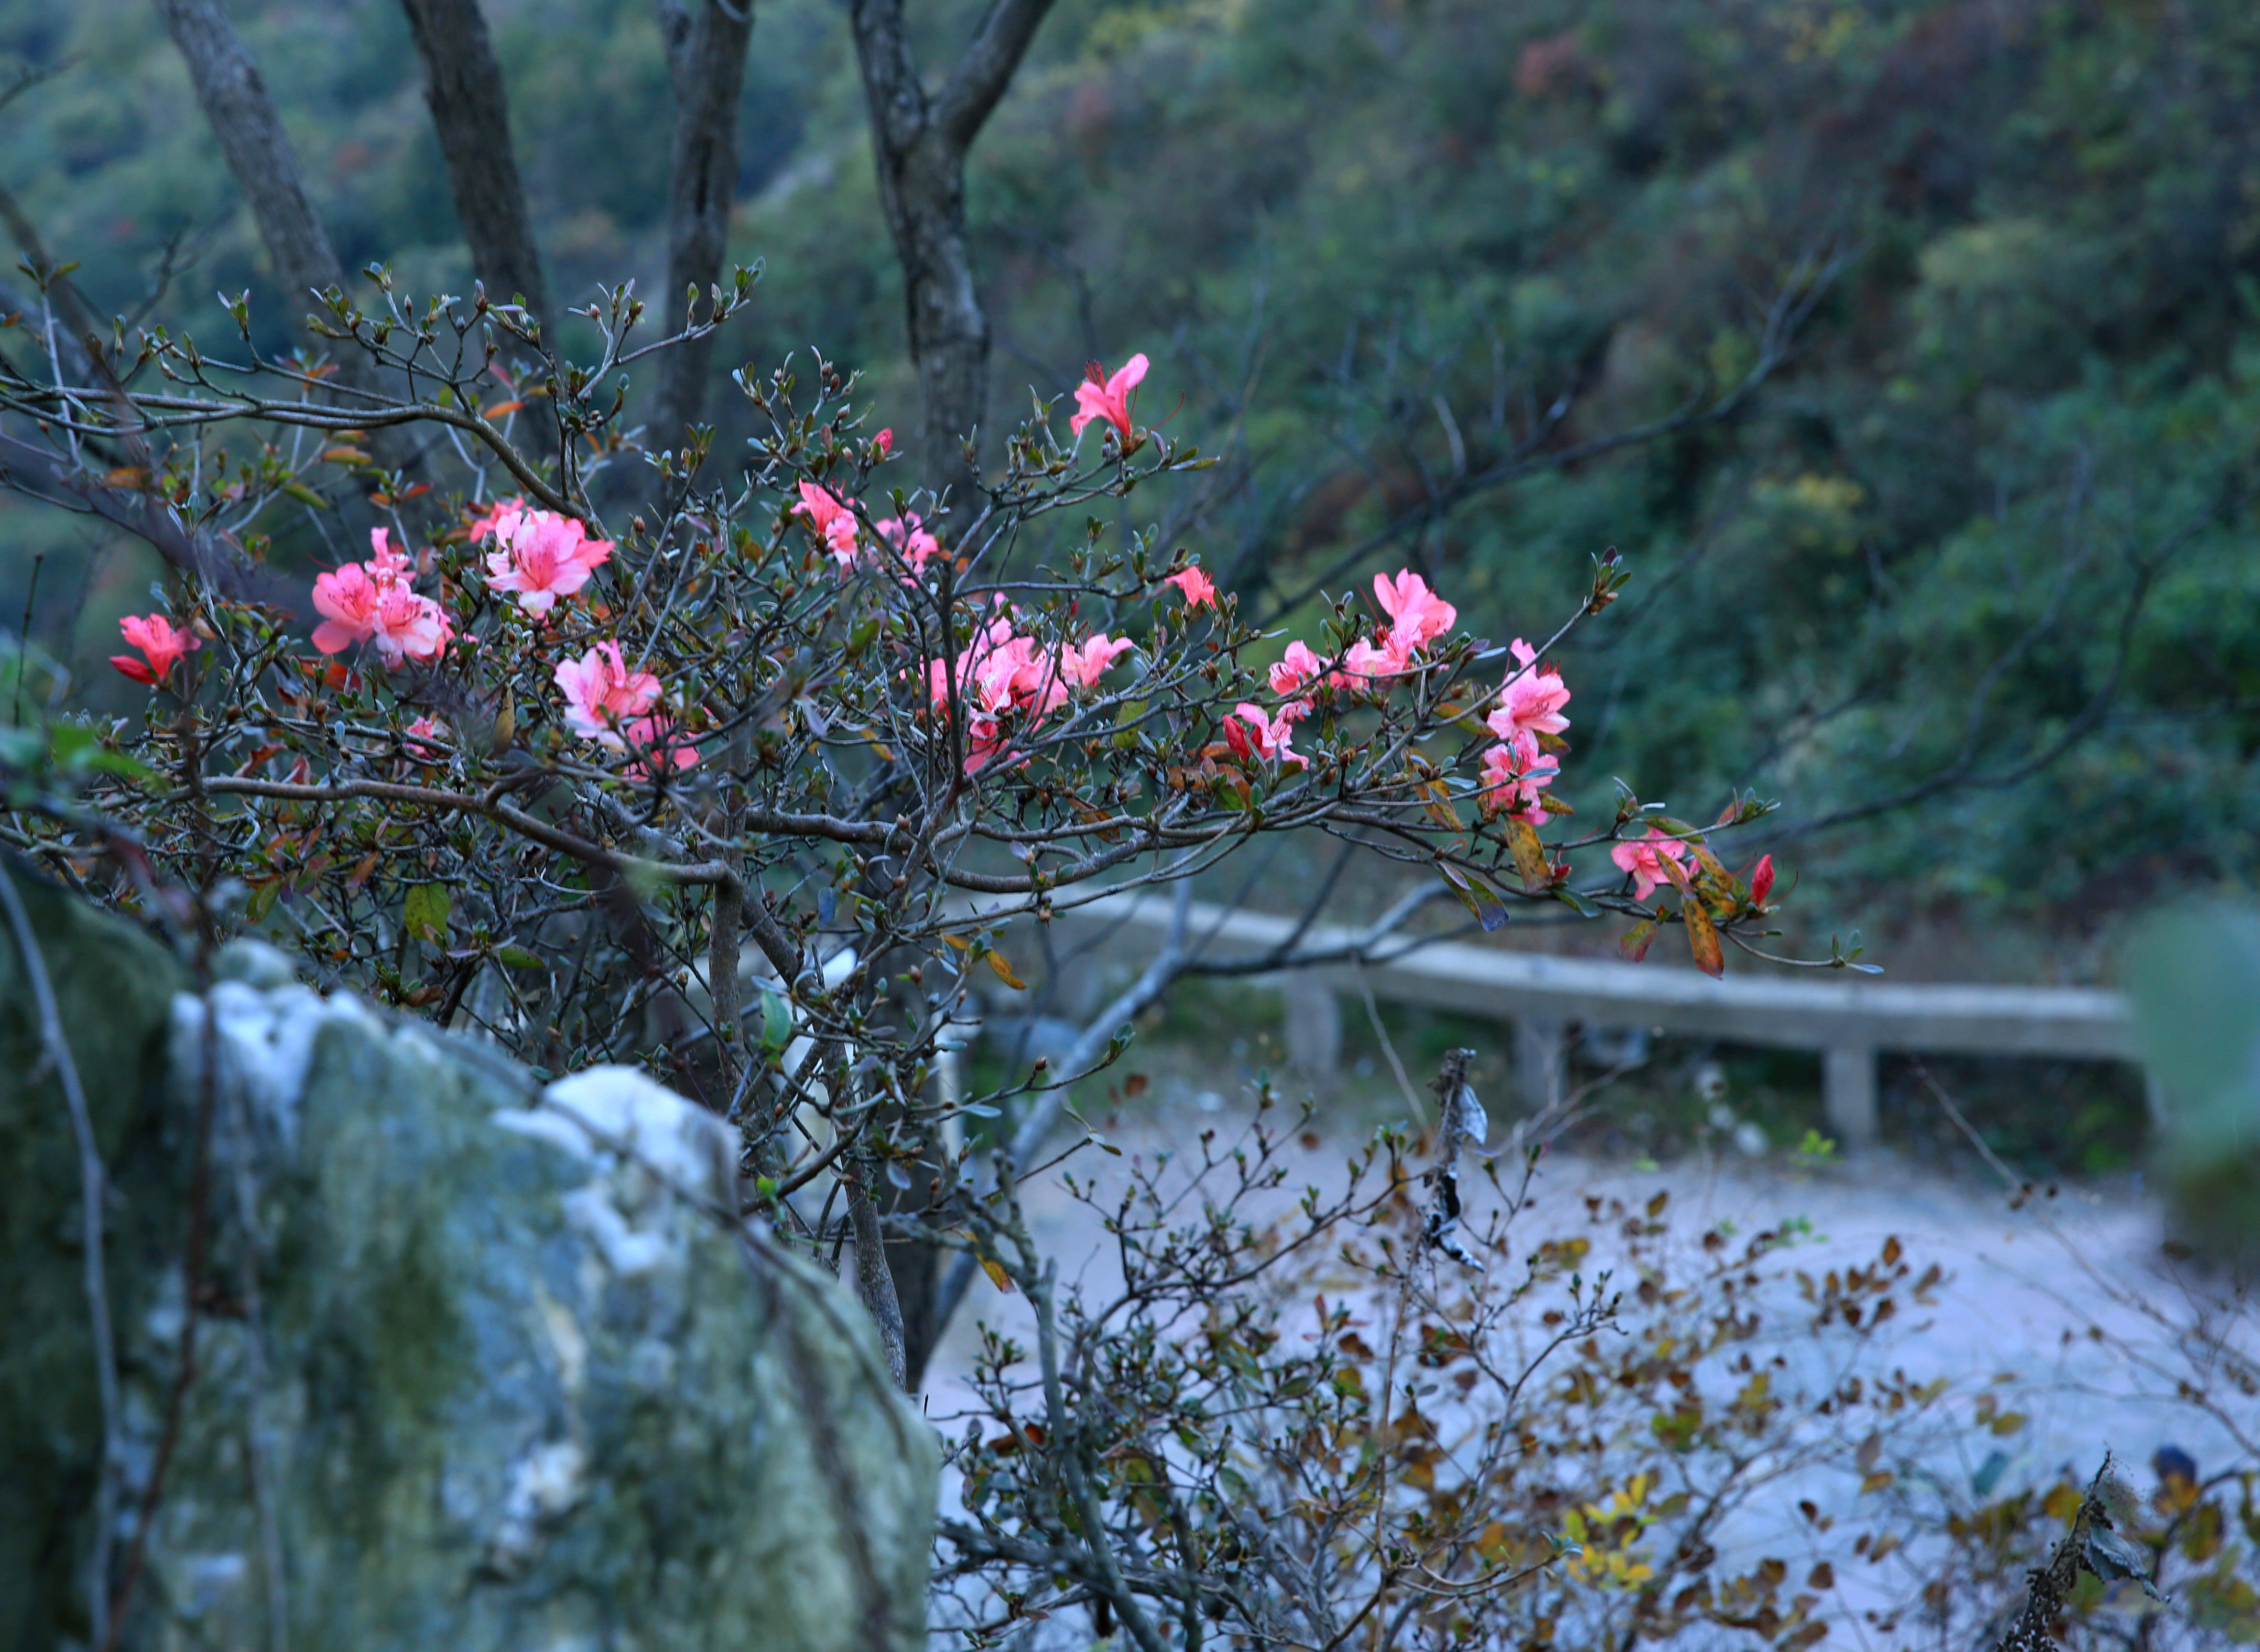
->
[847,0,1057,523]
[397,0,551,330]
[874,130,990,522]
[649,0,757,454]
[842,0,1058,1388]
[152,0,419,479]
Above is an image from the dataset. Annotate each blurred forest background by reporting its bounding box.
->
[5,0,2259,986]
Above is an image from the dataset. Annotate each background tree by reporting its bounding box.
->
[845,0,1055,508]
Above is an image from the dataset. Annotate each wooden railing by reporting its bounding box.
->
[1044,896,2143,1146]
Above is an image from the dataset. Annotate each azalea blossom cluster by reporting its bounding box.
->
[90,346,1770,945]
[792,478,942,577]
[922,606,1135,774]
[1609,829,1776,911]
[113,499,698,778]
[1222,564,1571,823]
[309,529,452,664]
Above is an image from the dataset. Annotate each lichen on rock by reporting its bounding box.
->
[4,868,936,1652]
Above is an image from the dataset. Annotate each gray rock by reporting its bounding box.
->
[3,869,936,1652]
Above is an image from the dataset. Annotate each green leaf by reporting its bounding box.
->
[244,879,281,924]
[494,945,546,970]
[1437,863,1508,931]
[79,749,160,784]
[759,988,793,1054]
[1552,884,1602,918]
[279,480,331,510]
[403,883,450,943]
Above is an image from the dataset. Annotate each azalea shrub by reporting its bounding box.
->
[0,262,1795,1250]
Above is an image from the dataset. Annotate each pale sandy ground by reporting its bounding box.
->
[921,1085,2256,1648]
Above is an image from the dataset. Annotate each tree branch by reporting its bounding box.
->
[934,0,1058,152]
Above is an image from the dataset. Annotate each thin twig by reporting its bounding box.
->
[1353,959,1427,1125]
[0,860,120,1646]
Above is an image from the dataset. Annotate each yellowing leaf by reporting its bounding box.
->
[1504,816,1550,891]
[1683,893,1724,978]
[979,1256,1014,1293]
[482,399,527,419]
[987,948,1027,991]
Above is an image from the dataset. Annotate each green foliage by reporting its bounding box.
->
[7,0,2260,951]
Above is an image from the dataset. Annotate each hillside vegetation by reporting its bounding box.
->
[4,0,2257,972]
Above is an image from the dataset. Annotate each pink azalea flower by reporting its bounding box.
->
[483,508,613,616]
[554,641,663,751]
[1610,829,1694,903]
[1165,565,1217,609]
[109,613,201,685]
[787,482,863,568]
[1480,730,1561,824]
[369,584,452,665]
[1060,633,1134,689]
[1069,353,1148,440]
[467,496,529,543]
[1373,569,1457,653]
[1488,637,1572,744]
[959,715,1009,776]
[1269,640,1325,698]
[365,526,413,584]
[874,512,943,574]
[311,533,450,664]
[1227,702,1309,770]
[924,616,1101,773]
[873,427,893,457]
[618,715,699,781]
[1747,854,1775,906]
[402,716,449,758]
[1341,633,1410,686]
[311,563,384,655]
[793,481,855,538]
